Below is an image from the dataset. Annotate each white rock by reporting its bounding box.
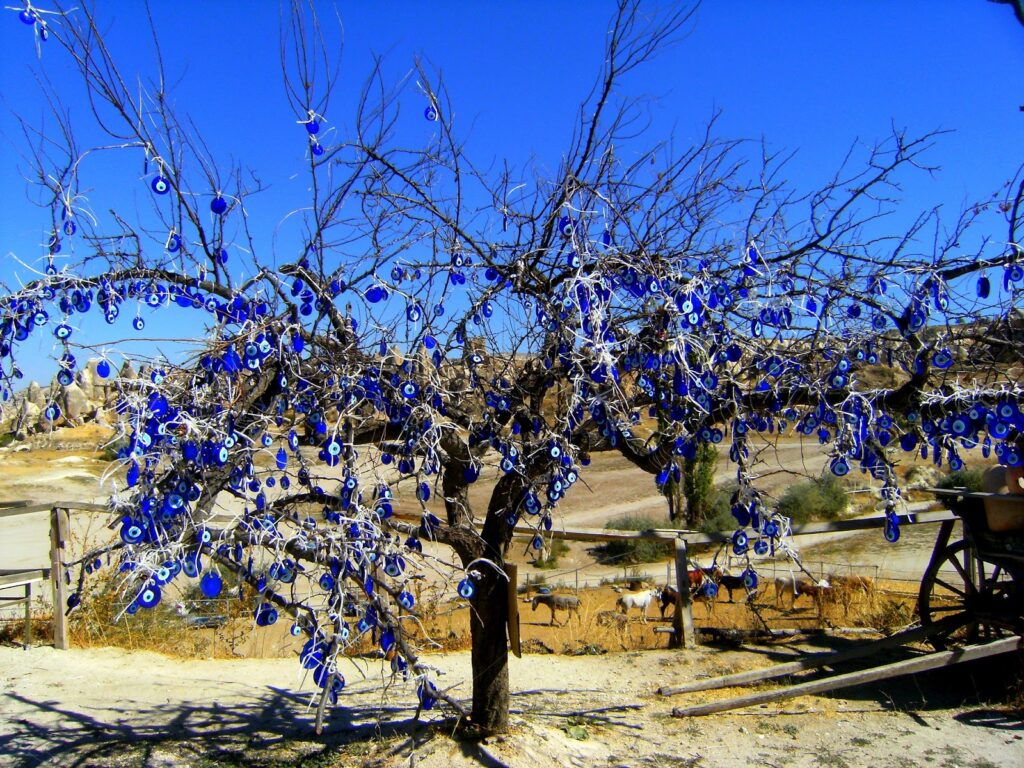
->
[63,383,91,423]
[27,381,45,408]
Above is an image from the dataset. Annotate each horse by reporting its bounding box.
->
[615,589,658,623]
[530,593,581,626]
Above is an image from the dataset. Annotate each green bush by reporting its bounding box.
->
[594,514,674,564]
[777,475,849,525]
[935,467,984,492]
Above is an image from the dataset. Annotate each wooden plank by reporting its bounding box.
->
[50,507,69,650]
[671,539,695,649]
[506,564,521,659]
[0,501,108,519]
[0,569,50,588]
[526,509,957,547]
[671,636,1022,717]
[0,506,49,520]
[658,616,968,695]
[0,499,32,509]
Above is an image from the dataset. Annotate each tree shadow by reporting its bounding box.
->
[0,685,432,768]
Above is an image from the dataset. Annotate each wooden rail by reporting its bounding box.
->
[0,569,51,648]
[0,498,957,652]
[0,500,104,649]
[670,635,1023,717]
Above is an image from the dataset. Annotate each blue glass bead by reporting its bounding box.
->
[306,119,320,135]
[424,105,438,121]
[255,604,278,626]
[457,578,476,599]
[120,522,143,544]
[210,196,228,215]
[132,317,145,331]
[151,176,170,195]
[418,681,438,710]
[977,275,990,299]
[732,530,749,555]
[138,585,161,609]
[884,521,900,543]
[830,457,850,477]
[932,349,953,370]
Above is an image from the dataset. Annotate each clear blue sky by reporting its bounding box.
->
[0,1,1021,385]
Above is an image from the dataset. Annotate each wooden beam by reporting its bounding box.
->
[523,508,956,546]
[0,569,50,588]
[506,563,521,659]
[49,507,69,650]
[671,636,1022,717]
[658,616,969,696]
[0,501,108,519]
[671,539,695,649]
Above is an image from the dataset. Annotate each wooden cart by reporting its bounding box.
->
[919,489,1024,648]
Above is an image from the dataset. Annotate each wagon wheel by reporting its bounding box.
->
[918,540,1021,650]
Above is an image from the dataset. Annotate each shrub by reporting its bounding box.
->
[594,514,674,564]
[777,475,849,525]
[935,467,984,492]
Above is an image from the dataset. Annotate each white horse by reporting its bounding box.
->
[615,589,658,623]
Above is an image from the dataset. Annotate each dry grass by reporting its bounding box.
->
[5,576,922,659]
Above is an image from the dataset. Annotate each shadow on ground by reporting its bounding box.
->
[0,685,448,768]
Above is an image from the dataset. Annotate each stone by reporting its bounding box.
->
[120,361,137,380]
[16,399,41,438]
[62,383,91,423]
[27,381,45,408]
[75,368,95,400]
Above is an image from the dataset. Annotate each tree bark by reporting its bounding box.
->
[464,472,522,733]
[468,565,510,732]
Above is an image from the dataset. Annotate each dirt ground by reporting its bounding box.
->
[2,425,1019,767]
[1,639,1021,768]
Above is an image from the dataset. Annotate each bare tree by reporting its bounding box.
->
[2,0,1022,735]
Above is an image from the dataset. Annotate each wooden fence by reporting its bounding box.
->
[0,498,956,652]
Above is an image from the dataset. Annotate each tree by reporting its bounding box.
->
[682,442,719,529]
[2,0,1023,736]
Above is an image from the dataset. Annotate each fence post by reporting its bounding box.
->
[671,538,696,649]
[49,506,69,650]
[24,580,32,648]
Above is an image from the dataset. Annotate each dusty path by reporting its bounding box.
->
[1,643,1020,767]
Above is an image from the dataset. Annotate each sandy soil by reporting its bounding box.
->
[2,427,1021,767]
[1,640,1021,768]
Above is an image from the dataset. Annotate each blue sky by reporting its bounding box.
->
[0,1,1021,385]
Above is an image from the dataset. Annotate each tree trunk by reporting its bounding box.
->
[468,567,510,732]
[463,473,522,733]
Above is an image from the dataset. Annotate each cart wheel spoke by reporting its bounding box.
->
[931,577,966,598]
[948,554,977,595]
